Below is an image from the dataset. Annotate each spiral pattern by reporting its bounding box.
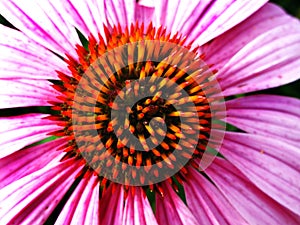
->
[71,40,225,185]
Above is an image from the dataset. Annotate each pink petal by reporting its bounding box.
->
[50,0,104,40]
[202,3,291,75]
[0,137,67,189]
[220,132,300,215]
[99,184,124,225]
[84,177,101,225]
[225,95,300,147]
[123,187,158,225]
[0,1,80,58]
[55,174,100,225]
[156,182,199,225]
[190,0,268,46]
[184,166,248,225]
[0,114,61,158]
[104,0,136,29]
[205,158,300,224]
[135,1,155,26]
[0,79,61,108]
[53,0,136,40]
[137,0,267,45]
[0,159,83,225]
[211,4,300,95]
[0,25,70,80]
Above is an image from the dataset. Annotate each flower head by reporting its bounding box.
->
[0,0,300,224]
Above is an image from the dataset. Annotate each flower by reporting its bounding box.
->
[0,0,300,224]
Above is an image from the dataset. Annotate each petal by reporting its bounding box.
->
[83,177,100,225]
[0,137,67,189]
[225,95,300,147]
[202,3,292,75]
[212,4,300,95]
[0,159,83,225]
[220,132,300,215]
[104,0,136,29]
[184,166,248,225]
[189,0,268,45]
[156,182,199,225]
[205,158,300,224]
[55,173,100,225]
[123,187,158,225]
[137,0,267,45]
[99,184,124,225]
[135,1,155,26]
[0,25,70,80]
[51,0,136,40]
[0,0,80,58]
[0,114,60,158]
[0,79,61,108]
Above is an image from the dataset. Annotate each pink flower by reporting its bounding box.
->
[0,0,300,224]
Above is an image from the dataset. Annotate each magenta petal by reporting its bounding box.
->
[0,79,61,108]
[220,132,300,215]
[84,177,100,225]
[50,0,105,40]
[203,3,292,75]
[189,0,267,45]
[184,167,247,225]
[225,95,300,147]
[0,114,60,158]
[156,182,199,225]
[136,0,267,45]
[205,158,300,224]
[123,187,158,225]
[0,25,70,79]
[0,159,83,225]
[0,137,67,189]
[135,2,155,26]
[99,184,124,225]
[104,0,136,29]
[0,1,80,58]
[55,174,99,225]
[211,4,300,95]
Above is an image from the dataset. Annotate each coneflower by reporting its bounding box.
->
[0,1,300,224]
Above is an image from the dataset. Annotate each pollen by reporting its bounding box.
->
[49,21,215,195]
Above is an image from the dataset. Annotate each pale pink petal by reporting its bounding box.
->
[55,174,100,225]
[184,166,248,225]
[123,187,158,225]
[225,95,300,147]
[210,4,300,95]
[104,0,136,29]
[0,1,80,58]
[137,0,267,45]
[205,158,300,224]
[220,132,300,215]
[202,4,291,75]
[99,184,124,225]
[156,182,199,225]
[0,114,61,158]
[0,25,70,79]
[190,0,268,45]
[50,0,103,39]
[84,177,100,225]
[0,137,67,189]
[52,0,135,41]
[0,159,83,225]
[135,1,155,26]
[0,79,61,108]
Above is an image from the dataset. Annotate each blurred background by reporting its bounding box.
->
[0,0,299,102]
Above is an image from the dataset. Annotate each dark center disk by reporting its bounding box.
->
[95,67,183,167]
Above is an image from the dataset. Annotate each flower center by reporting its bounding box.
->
[49,22,222,193]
